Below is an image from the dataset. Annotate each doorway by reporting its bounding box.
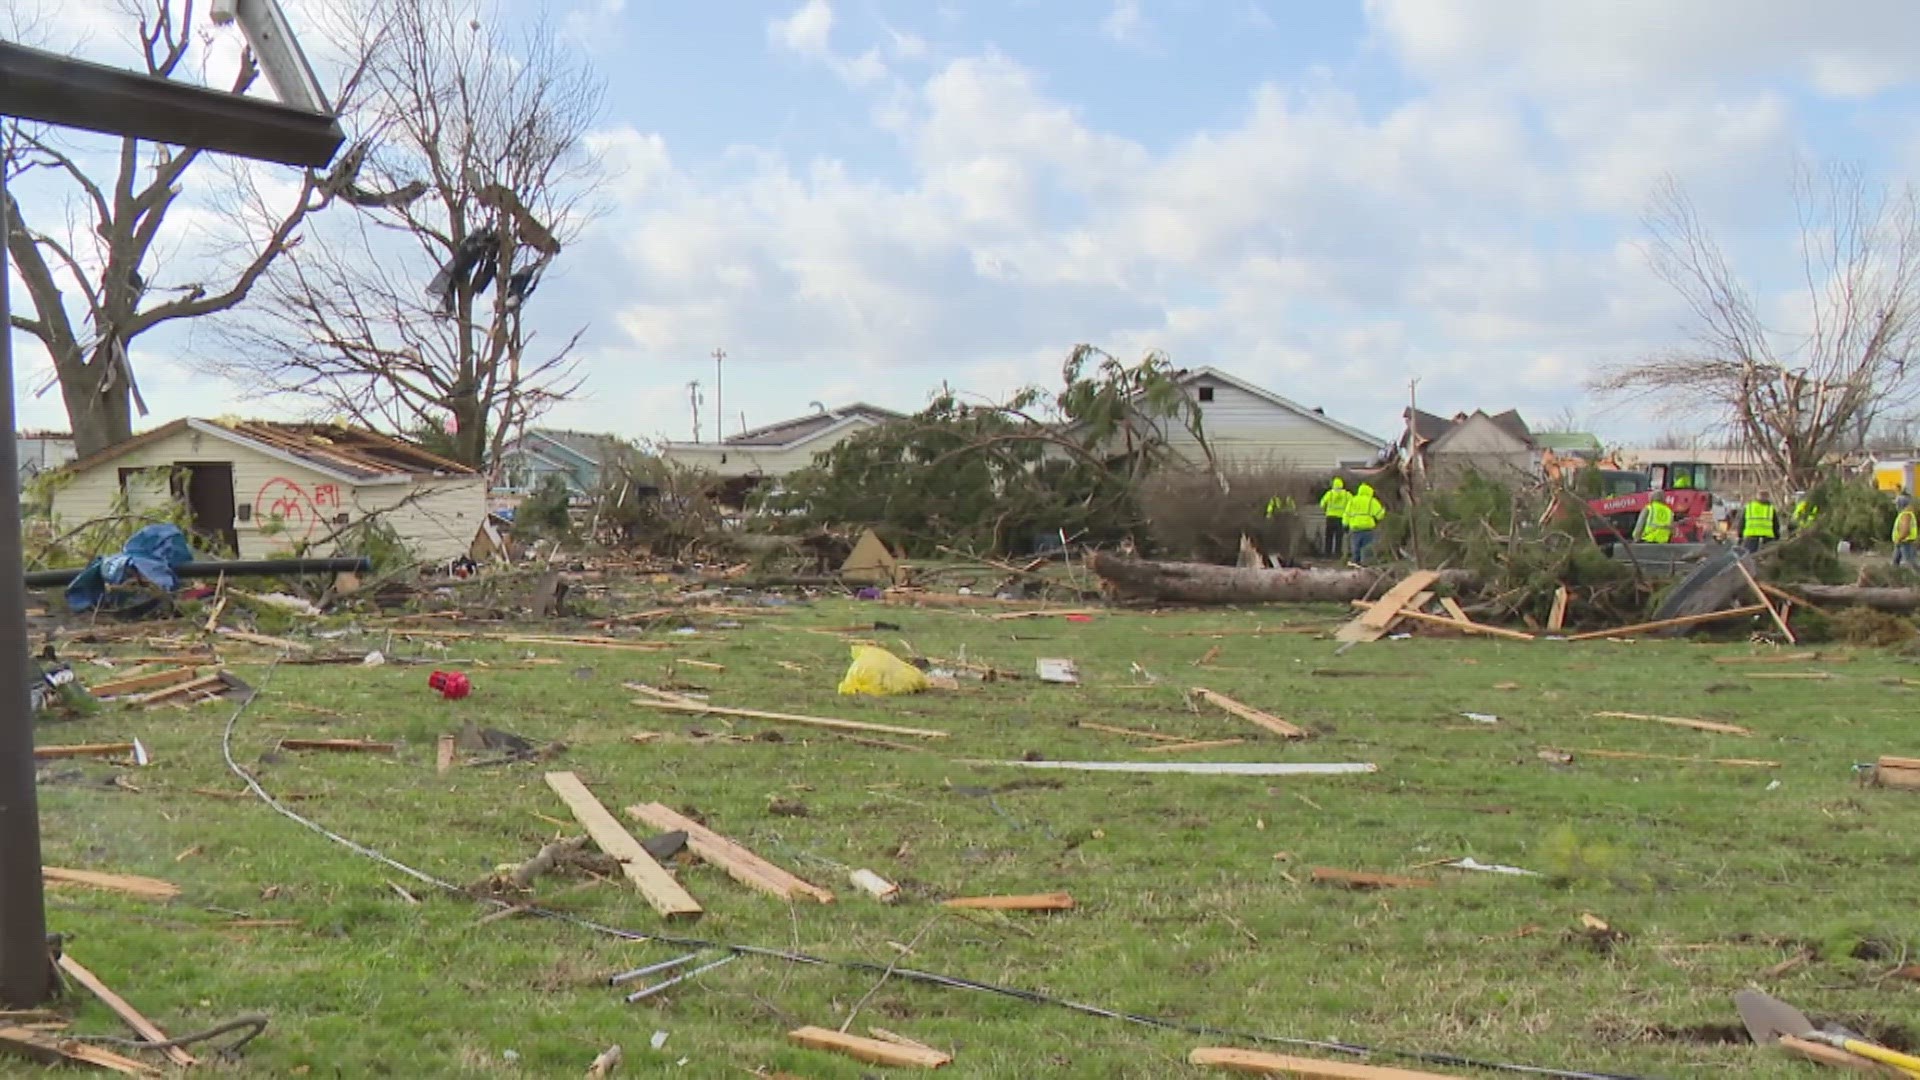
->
[170,463,238,554]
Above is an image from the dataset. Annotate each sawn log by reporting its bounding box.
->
[1088,554,1476,605]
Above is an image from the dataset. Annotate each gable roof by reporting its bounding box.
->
[720,403,903,448]
[524,428,628,466]
[1173,367,1387,448]
[60,418,477,485]
[1404,407,1535,450]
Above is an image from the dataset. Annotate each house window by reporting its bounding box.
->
[1197,386,1215,402]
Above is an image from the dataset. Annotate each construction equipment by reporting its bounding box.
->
[1735,988,1920,1076]
[1583,463,1716,546]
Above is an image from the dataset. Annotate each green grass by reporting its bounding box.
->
[30,597,1920,1077]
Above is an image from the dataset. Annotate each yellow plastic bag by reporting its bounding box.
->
[837,645,929,696]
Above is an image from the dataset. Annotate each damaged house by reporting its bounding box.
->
[46,419,485,561]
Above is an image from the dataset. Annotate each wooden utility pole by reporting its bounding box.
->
[1405,377,1422,564]
[711,348,726,445]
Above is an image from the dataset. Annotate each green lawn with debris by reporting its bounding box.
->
[31,596,1920,1077]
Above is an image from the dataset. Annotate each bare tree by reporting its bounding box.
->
[1,0,375,456]
[218,0,602,470]
[1596,167,1920,489]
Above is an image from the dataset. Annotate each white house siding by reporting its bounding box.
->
[47,426,483,561]
[1160,379,1379,470]
[662,418,889,478]
[1427,417,1535,485]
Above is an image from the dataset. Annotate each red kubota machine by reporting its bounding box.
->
[1584,462,1716,545]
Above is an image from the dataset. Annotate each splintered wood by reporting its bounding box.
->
[41,867,179,901]
[624,803,833,903]
[1336,572,1440,643]
[789,1026,951,1069]
[1873,756,1920,790]
[1190,688,1308,739]
[629,696,948,740]
[56,955,196,1068]
[1310,868,1435,891]
[1591,711,1753,737]
[86,667,199,698]
[0,1025,161,1076]
[940,892,1075,911]
[544,773,702,921]
[1190,1047,1458,1078]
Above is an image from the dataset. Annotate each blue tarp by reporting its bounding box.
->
[65,524,196,613]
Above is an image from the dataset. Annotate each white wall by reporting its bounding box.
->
[1160,377,1381,469]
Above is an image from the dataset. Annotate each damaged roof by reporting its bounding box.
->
[722,403,903,447]
[59,418,477,484]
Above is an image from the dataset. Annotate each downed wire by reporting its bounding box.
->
[220,664,1645,1080]
[67,1014,269,1057]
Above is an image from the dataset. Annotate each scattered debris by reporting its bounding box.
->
[436,734,456,773]
[1190,688,1309,739]
[971,761,1376,776]
[1460,713,1500,725]
[850,869,901,902]
[1309,867,1436,890]
[839,646,930,696]
[1564,605,1769,641]
[628,692,949,740]
[1870,756,1920,790]
[940,892,1075,912]
[1445,857,1538,877]
[1337,571,1441,643]
[1189,1047,1457,1078]
[56,954,197,1068]
[35,740,148,765]
[1036,658,1081,685]
[86,667,200,698]
[1591,711,1753,737]
[1554,747,1780,768]
[586,1043,622,1077]
[428,670,472,700]
[1144,738,1248,754]
[1074,721,1193,743]
[1547,586,1570,632]
[0,1024,161,1076]
[788,1025,952,1069]
[42,867,179,900]
[278,739,397,753]
[544,772,702,921]
[624,803,833,903]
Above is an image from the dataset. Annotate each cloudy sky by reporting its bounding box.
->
[10,1,1920,446]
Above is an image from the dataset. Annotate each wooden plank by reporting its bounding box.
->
[1143,738,1248,754]
[86,667,198,698]
[941,892,1074,911]
[35,742,145,763]
[56,955,196,1068]
[1337,588,1437,643]
[42,867,179,900]
[1189,1047,1459,1078]
[1745,672,1833,680]
[1712,651,1823,665]
[869,1028,941,1054]
[1776,1035,1905,1075]
[1561,747,1779,768]
[630,698,948,740]
[1390,609,1536,641]
[1076,721,1194,743]
[544,773,702,921]
[1336,572,1440,643]
[1440,596,1472,624]
[1191,688,1309,739]
[625,802,833,904]
[850,869,901,902]
[1309,867,1435,890]
[1734,560,1797,644]
[436,734,455,774]
[788,1026,951,1069]
[279,738,397,753]
[214,627,312,652]
[0,1025,160,1076]
[1591,711,1753,737]
[1873,764,1920,790]
[1564,604,1769,641]
[1546,586,1569,632]
[130,672,226,707]
[1878,755,1920,769]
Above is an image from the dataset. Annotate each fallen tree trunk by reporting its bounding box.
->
[1790,583,1920,612]
[1088,554,1476,605]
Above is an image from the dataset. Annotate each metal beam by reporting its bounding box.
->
[0,41,344,168]
[210,0,333,116]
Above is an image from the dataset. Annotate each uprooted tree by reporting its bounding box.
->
[1596,167,1920,490]
[1,0,378,455]
[218,0,603,469]
[769,347,1217,556]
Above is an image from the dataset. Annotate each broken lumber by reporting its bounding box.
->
[1559,747,1779,768]
[1591,711,1753,737]
[1547,586,1569,632]
[1076,721,1193,743]
[436,733,455,773]
[1035,658,1080,684]
[850,869,900,902]
[1735,560,1797,644]
[85,667,198,698]
[1144,738,1248,754]
[544,773,702,921]
[278,738,397,753]
[1792,583,1920,612]
[586,1044,623,1077]
[130,672,227,708]
[509,835,591,889]
[972,761,1376,776]
[625,803,833,903]
[42,867,179,900]
[788,1026,951,1069]
[1872,757,1920,790]
[214,627,311,651]
[629,697,948,740]
[941,892,1075,911]
[1390,607,1537,641]
[0,1025,160,1075]
[56,955,196,1068]
[1189,1047,1457,1078]
[1087,553,1477,605]
[1337,571,1441,643]
[1190,688,1309,739]
[35,740,148,765]
[1563,604,1769,641]
[1310,867,1435,890]
[1774,1034,1904,1075]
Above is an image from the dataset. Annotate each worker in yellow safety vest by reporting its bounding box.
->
[1318,478,1351,559]
[1634,490,1673,544]
[1343,482,1385,563]
[1791,494,1818,530]
[1894,496,1918,568]
[1741,491,1778,554]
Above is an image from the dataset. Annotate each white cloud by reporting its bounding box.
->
[1102,0,1146,46]
[769,0,834,57]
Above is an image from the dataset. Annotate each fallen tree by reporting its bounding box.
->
[1790,584,1920,612]
[1088,553,1476,605]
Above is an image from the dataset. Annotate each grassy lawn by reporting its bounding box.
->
[30,593,1920,1077]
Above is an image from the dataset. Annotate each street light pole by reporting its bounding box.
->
[0,165,51,1008]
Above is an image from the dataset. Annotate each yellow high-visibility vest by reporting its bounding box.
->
[1894,509,1918,543]
[1319,487,1351,519]
[1742,501,1776,539]
[1642,501,1673,543]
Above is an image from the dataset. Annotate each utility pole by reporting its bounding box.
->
[711,348,725,445]
[686,381,702,443]
[1405,377,1422,566]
